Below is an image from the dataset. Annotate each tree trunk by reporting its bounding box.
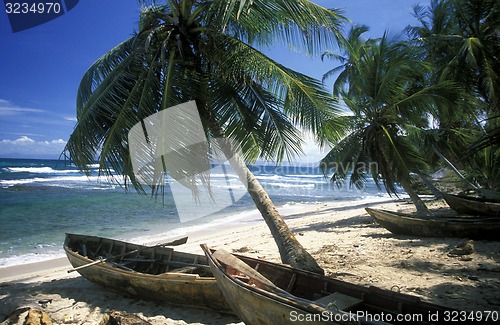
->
[432,145,479,189]
[207,122,324,274]
[400,178,431,216]
[192,93,323,273]
[417,173,443,199]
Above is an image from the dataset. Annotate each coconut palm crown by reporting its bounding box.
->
[321,29,460,215]
[64,0,347,273]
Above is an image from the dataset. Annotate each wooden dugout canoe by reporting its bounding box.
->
[64,233,231,312]
[365,208,500,240]
[442,193,500,217]
[201,244,456,325]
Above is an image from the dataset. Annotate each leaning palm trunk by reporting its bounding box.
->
[418,174,443,199]
[64,0,346,277]
[432,145,479,189]
[209,121,324,274]
[400,178,431,216]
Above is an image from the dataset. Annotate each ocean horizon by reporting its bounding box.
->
[0,157,387,268]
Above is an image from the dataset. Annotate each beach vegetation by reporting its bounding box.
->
[320,28,460,215]
[63,0,348,274]
[406,0,500,192]
[320,0,499,212]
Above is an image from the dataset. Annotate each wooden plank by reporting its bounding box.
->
[121,258,210,271]
[109,261,136,273]
[315,292,362,310]
[286,273,296,292]
[68,237,187,273]
[212,249,279,290]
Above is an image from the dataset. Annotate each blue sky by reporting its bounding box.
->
[0,0,423,160]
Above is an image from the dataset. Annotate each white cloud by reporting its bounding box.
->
[7,136,35,144]
[0,99,45,116]
[0,136,67,158]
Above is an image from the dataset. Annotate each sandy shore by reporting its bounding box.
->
[1,197,499,324]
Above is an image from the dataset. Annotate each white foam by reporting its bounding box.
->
[286,174,325,178]
[0,175,104,187]
[7,167,80,174]
[0,250,65,268]
[255,175,282,180]
[266,182,316,189]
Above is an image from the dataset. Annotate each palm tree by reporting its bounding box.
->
[405,4,464,192]
[320,30,459,216]
[63,0,347,274]
[321,25,374,98]
[408,0,498,113]
[407,0,500,191]
[449,0,499,114]
[406,0,459,82]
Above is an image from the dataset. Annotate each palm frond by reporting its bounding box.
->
[65,1,347,197]
[206,0,347,56]
[205,31,343,146]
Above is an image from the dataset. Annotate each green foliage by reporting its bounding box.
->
[320,30,460,196]
[64,0,347,194]
[407,0,500,190]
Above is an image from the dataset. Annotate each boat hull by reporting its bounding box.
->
[64,233,231,312]
[209,269,320,325]
[442,193,500,217]
[366,208,500,240]
[203,248,338,324]
[201,245,455,325]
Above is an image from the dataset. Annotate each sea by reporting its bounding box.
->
[0,158,388,268]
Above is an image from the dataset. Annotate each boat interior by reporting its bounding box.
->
[65,234,212,276]
[212,248,449,318]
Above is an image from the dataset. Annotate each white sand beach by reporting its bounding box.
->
[1,197,499,324]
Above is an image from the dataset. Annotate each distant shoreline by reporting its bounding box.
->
[1,157,389,270]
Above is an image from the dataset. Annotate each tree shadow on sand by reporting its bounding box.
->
[0,276,239,324]
[425,280,500,313]
[283,198,395,221]
[291,214,379,234]
[386,238,500,312]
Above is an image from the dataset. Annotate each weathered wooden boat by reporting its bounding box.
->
[478,188,500,201]
[201,244,455,325]
[64,233,231,312]
[442,193,500,217]
[365,208,500,240]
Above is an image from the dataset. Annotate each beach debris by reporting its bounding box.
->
[233,246,250,253]
[448,239,475,256]
[37,299,52,308]
[2,307,52,325]
[99,310,152,325]
[63,315,74,323]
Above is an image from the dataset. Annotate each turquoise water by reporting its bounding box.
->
[0,158,385,267]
